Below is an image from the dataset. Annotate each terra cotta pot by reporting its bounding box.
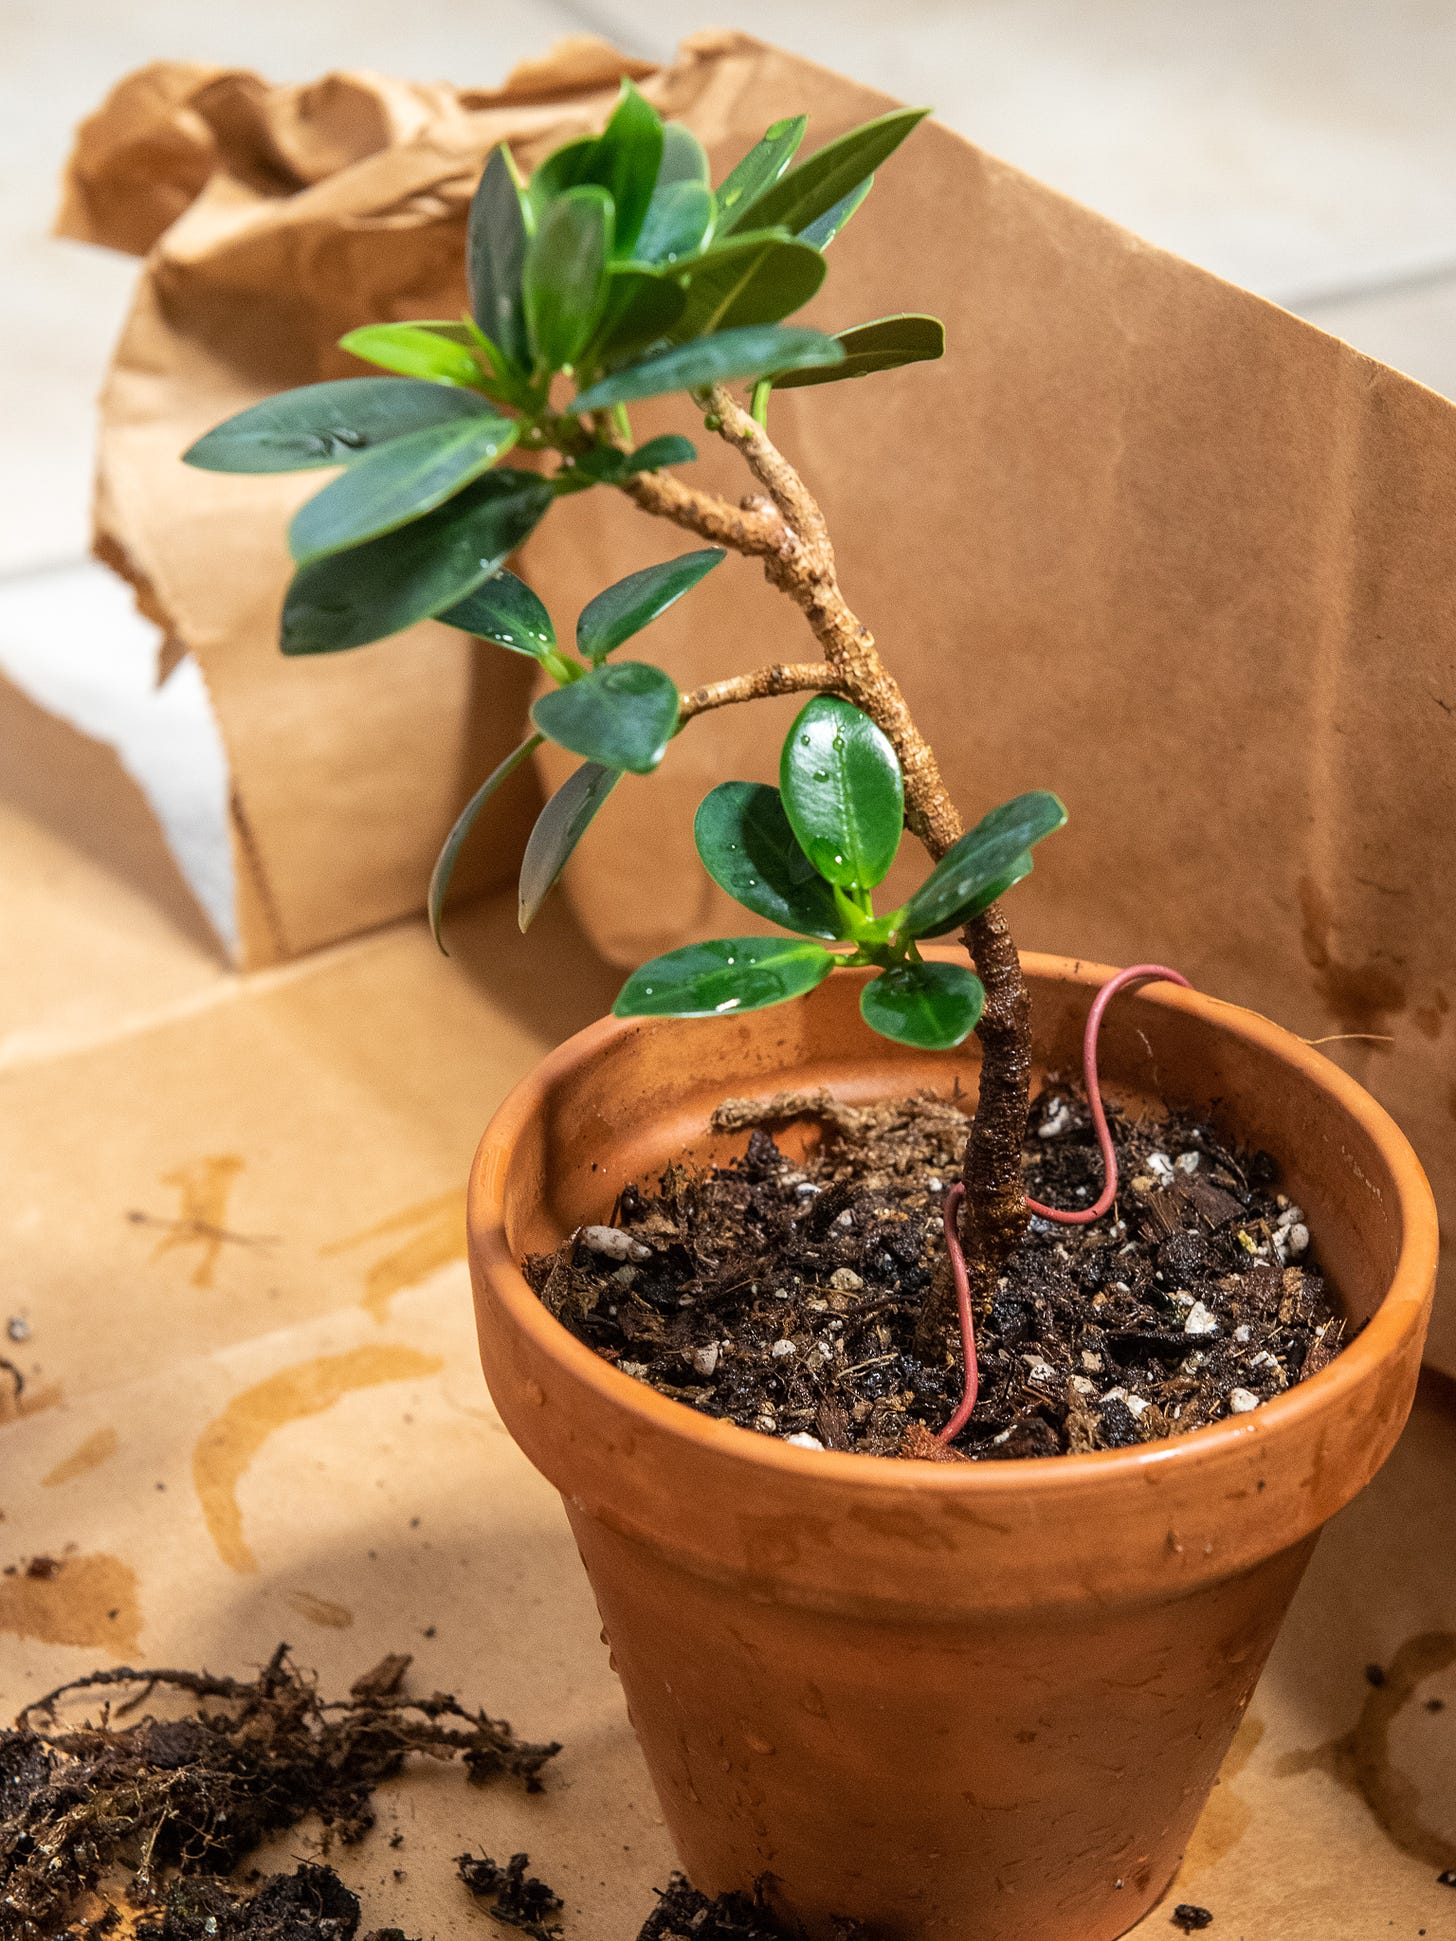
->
[466,952,1436,1941]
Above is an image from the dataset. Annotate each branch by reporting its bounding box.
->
[705,385,830,556]
[678,661,838,722]
[621,467,786,557]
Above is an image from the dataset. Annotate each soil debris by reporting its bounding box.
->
[634,1875,824,1941]
[527,1085,1344,1460]
[1170,1907,1215,1933]
[456,1851,563,1937]
[0,1646,558,1937]
[132,1861,415,1940]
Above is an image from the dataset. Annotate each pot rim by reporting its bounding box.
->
[470,951,1437,1498]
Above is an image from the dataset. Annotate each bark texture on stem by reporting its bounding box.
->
[615,389,1034,1343]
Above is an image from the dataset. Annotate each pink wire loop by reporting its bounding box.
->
[935,963,1190,1444]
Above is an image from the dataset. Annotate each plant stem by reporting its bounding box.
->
[618,385,1035,1336]
[678,661,840,721]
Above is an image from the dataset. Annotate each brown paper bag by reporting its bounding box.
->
[60,34,1455,1367]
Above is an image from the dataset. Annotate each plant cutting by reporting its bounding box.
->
[187,80,1438,1941]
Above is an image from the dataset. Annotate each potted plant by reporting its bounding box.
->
[186,86,1437,1941]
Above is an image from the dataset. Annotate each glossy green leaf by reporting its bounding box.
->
[437,569,555,659]
[715,116,806,226]
[531,135,599,206]
[467,145,532,370]
[287,413,518,564]
[429,733,542,949]
[593,81,665,255]
[657,122,711,188]
[614,936,837,1019]
[338,322,483,388]
[797,173,872,249]
[780,696,904,891]
[531,83,663,257]
[860,961,985,1050]
[674,232,825,335]
[693,781,843,939]
[772,313,946,390]
[901,792,1067,937]
[913,852,1035,937]
[182,379,496,474]
[518,759,621,931]
[570,325,844,413]
[728,106,928,237]
[525,186,613,370]
[280,469,553,655]
[587,265,687,365]
[532,661,679,774]
[566,434,697,487]
[635,180,716,265]
[625,433,697,472]
[577,547,725,660]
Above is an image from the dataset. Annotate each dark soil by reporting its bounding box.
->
[133,1861,409,1941]
[456,1851,564,1938]
[634,1877,855,1941]
[527,1083,1345,1460]
[0,1647,557,1938]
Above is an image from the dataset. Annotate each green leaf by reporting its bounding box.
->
[429,733,542,950]
[772,313,946,390]
[468,146,532,370]
[672,232,824,335]
[565,434,697,487]
[593,81,665,255]
[532,661,679,774]
[901,791,1067,938]
[531,134,599,207]
[797,173,872,249]
[635,181,716,265]
[570,325,844,413]
[614,936,837,1019]
[715,116,807,226]
[693,781,843,939]
[338,322,483,388]
[780,696,904,891]
[437,569,555,659]
[518,759,621,931]
[280,468,553,655]
[657,122,711,187]
[182,379,497,474]
[287,413,518,564]
[531,83,664,258]
[576,547,724,660]
[524,185,613,370]
[912,853,1035,938]
[587,265,687,364]
[725,106,928,237]
[626,433,697,472]
[860,961,985,1050]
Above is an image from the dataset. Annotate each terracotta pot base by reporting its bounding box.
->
[468,954,1436,1941]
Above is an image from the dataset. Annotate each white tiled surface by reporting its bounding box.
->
[6,1,1456,935]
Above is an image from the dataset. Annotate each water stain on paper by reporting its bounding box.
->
[0,1378,62,1426]
[193,1344,443,1572]
[42,1426,119,1487]
[131,1155,268,1288]
[1180,1712,1265,1880]
[286,1589,354,1628]
[1298,877,1407,1038]
[322,1189,466,1322]
[1275,1631,1456,1872]
[0,1552,140,1651]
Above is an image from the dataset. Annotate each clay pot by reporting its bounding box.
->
[467,952,1436,1941]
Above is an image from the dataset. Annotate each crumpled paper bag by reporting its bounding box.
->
[60,33,1456,1368]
